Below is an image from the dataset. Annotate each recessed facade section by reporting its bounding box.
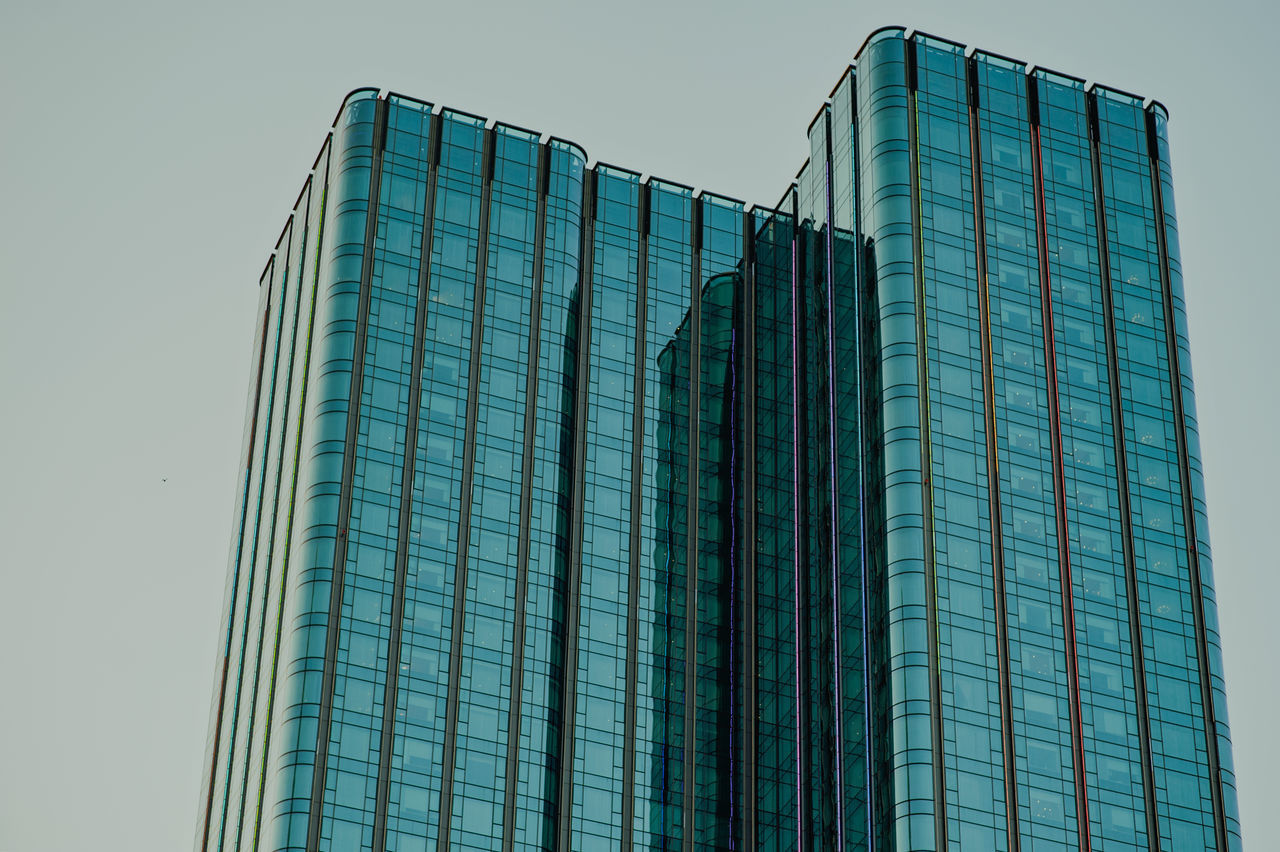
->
[197,28,1242,852]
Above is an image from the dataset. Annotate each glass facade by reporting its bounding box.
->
[198,29,1241,852]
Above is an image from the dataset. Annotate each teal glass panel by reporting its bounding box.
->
[1096,89,1215,852]
[222,217,295,851]
[318,96,434,852]
[829,66,869,852]
[694,194,742,851]
[382,108,480,852]
[1033,69,1148,851]
[913,36,1013,852]
[566,166,640,851]
[222,220,291,851]
[1148,105,1241,852]
[751,205,799,852]
[199,42,1242,852]
[511,139,585,851]
[447,124,541,852]
[634,178,692,851]
[254,162,332,850]
[799,114,839,850]
[211,242,287,852]
[234,186,313,849]
[266,92,380,852]
[199,246,274,852]
[855,28,940,852]
[985,64,1081,852]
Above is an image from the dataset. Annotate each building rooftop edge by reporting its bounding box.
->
[257,34,1176,282]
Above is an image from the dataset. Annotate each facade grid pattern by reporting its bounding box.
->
[198,28,1243,852]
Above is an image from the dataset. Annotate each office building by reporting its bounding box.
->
[196,27,1242,852]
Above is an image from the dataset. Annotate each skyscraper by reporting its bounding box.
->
[196,26,1242,852]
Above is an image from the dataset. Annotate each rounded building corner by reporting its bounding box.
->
[854,25,907,62]
[206,28,1238,852]
[330,87,382,128]
[547,136,589,168]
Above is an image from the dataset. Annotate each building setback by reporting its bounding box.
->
[196,26,1242,852]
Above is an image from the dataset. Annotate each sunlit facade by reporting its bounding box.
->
[196,27,1241,852]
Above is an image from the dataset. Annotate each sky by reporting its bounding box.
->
[1,1,1276,849]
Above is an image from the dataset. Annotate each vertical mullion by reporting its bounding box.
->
[199,260,275,852]
[739,209,757,852]
[253,146,334,852]
[502,139,551,852]
[373,107,441,852]
[784,186,807,852]
[556,167,596,852]
[436,124,497,852]
[1086,92,1161,851]
[684,195,702,852]
[967,55,1021,851]
[222,238,292,852]
[1028,77,1092,852]
[821,106,848,852]
[307,94,388,852]
[621,180,649,851]
[237,198,310,851]
[904,38,949,852]
[847,85,875,851]
[1143,107,1228,852]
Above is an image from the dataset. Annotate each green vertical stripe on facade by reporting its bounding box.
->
[254,141,334,852]
[222,221,294,852]
[237,176,314,850]
[1143,104,1228,852]
[199,254,275,852]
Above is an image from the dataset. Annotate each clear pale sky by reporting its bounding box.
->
[2,1,1275,849]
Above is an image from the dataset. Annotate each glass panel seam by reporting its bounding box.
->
[237,205,308,851]
[436,124,497,852]
[556,167,597,851]
[307,94,389,852]
[224,223,293,852]
[1086,91,1161,852]
[620,181,649,851]
[1029,77,1092,852]
[849,88,875,849]
[786,186,810,850]
[372,108,441,852]
[740,210,758,852]
[199,267,275,852]
[684,194,702,852]
[252,154,332,852]
[501,139,551,852]
[906,38,950,851]
[822,106,850,852]
[968,55,1021,852]
[1142,106,1227,852]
